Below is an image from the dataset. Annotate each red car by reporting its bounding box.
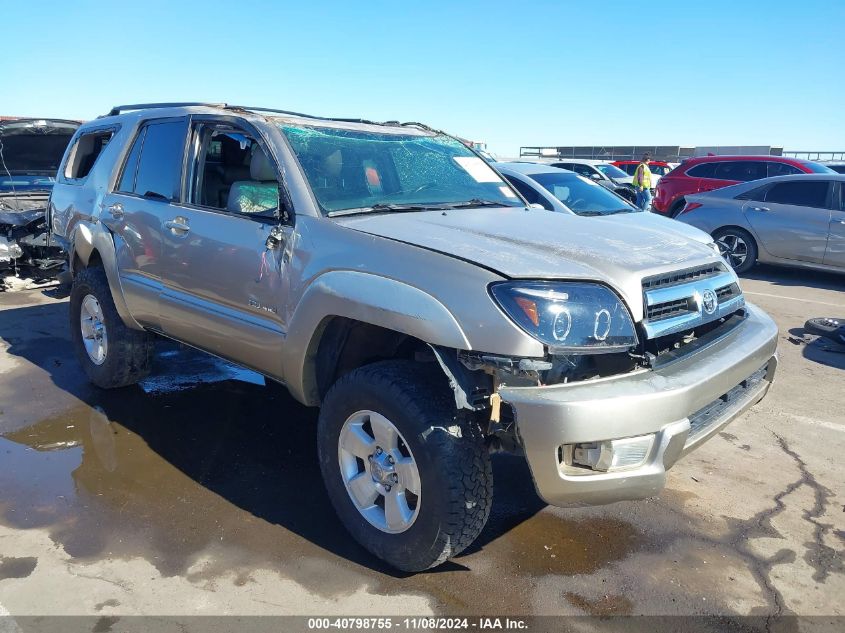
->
[652,155,834,217]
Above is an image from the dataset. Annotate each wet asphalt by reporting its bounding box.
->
[0,266,843,619]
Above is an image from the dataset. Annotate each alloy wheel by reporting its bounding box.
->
[337,410,421,534]
[716,233,748,270]
[80,294,108,365]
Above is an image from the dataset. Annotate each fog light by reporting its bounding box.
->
[567,434,655,472]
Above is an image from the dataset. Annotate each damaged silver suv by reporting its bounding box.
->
[50,103,778,571]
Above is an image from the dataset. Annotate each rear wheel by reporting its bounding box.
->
[712,227,758,274]
[669,198,686,218]
[317,360,492,572]
[69,265,154,388]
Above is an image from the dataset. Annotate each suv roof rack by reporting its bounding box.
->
[104,102,375,123]
[106,102,230,116]
[102,103,445,134]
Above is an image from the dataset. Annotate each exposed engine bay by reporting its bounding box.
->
[0,118,79,285]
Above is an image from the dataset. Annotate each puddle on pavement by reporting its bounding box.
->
[0,298,651,612]
[0,556,38,579]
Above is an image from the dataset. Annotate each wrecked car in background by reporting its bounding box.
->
[0,118,79,280]
[50,103,778,573]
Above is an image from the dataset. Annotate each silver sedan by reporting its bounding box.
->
[676,174,845,274]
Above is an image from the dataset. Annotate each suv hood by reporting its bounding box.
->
[338,207,723,320]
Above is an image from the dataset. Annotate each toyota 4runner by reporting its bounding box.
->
[49,103,778,571]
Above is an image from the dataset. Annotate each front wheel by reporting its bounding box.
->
[317,360,492,572]
[712,227,758,274]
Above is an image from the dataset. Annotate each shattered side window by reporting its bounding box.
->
[280,124,519,214]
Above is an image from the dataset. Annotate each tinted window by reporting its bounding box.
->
[767,162,802,177]
[738,184,769,202]
[713,161,766,182]
[764,181,830,208]
[827,164,845,174]
[618,164,638,175]
[117,128,146,193]
[686,162,717,178]
[133,120,187,200]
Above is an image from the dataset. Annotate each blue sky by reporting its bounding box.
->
[5,0,844,156]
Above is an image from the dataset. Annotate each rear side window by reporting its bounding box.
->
[764,181,830,208]
[713,161,766,182]
[620,164,637,176]
[686,162,717,178]
[117,128,146,193]
[63,130,114,180]
[117,120,187,200]
[767,162,802,177]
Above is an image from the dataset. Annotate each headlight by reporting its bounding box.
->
[490,281,638,353]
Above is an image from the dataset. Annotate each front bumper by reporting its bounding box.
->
[499,303,778,506]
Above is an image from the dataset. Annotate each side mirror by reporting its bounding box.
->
[590,173,603,181]
[529,203,546,210]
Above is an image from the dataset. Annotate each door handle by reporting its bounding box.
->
[107,203,124,219]
[750,206,770,212]
[165,218,190,233]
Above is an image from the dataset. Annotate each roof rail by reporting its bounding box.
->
[228,105,378,125]
[105,102,229,116]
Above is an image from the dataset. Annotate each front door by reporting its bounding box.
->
[744,179,832,263]
[99,117,189,329]
[156,118,291,379]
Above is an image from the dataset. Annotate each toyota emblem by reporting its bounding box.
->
[701,289,718,315]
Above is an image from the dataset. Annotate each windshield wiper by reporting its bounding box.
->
[327,203,447,217]
[604,208,637,215]
[449,199,520,209]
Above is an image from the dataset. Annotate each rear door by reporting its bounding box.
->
[824,181,845,268]
[99,117,188,328]
[744,179,832,263]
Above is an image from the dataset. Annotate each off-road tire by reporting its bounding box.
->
[318,360,493,572]
[69,265,154,388]
[712,227,758,274]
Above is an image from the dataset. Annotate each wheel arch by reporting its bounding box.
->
[284,270,473,406]
[69,220,143,330]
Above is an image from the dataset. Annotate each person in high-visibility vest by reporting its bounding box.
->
[633,153,653,210]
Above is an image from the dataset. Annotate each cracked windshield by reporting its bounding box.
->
[280,124,521,215]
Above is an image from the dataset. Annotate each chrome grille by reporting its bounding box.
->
[641,263,745,339]
[716,283,740,301]
[641,263,725,290]
[647,298,694,321]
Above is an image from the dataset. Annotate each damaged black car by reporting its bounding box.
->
[0,118,79,282]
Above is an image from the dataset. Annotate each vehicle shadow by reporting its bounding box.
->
[0,300,545,579]
[742,264,845,292]
[786,326,845,371]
